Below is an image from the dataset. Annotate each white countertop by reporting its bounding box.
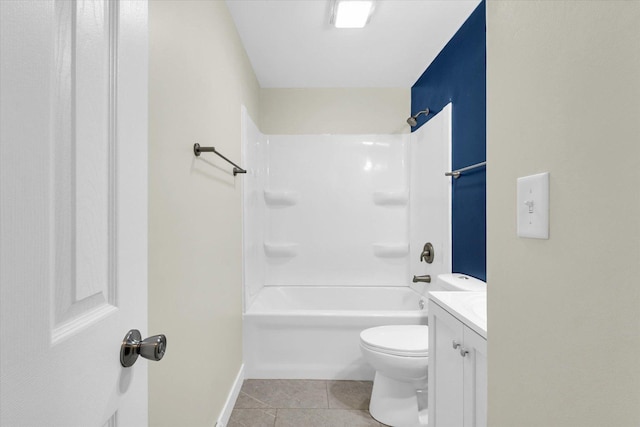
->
[428,291,487,339]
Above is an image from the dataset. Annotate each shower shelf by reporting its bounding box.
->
[372,243,409,258]
[264,242,299,258]
[264,190,298,207]
[373,191,409,206]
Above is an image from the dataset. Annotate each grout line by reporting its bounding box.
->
[237,390,273,410]
[326,380,330,409]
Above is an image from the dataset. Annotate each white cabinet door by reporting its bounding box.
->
[429,301,487,427]
[429,302,464,427]
[0,1,148,426]
[462,326,487,427]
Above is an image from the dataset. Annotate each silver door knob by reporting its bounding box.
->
[120,329,167,368]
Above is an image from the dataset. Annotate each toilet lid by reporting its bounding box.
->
[360,325,428,357]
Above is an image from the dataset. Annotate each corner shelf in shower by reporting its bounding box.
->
[264,190,299,207]
[264,242,299,258]
[372,243,409,258]
[373,191,409,206]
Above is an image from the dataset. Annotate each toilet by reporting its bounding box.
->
[360,273,486,427]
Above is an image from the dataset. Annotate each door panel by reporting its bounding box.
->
[0,1,148,426]
[463,327,487,427]
[429,302,464,427]
[52,0,117,339]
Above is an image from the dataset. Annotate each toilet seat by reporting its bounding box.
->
[360,325,428,357]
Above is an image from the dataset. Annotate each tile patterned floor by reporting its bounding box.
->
[228,379,388,427]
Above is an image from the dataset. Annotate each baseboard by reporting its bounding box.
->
[215,363,245,427]
[245,364,375,381]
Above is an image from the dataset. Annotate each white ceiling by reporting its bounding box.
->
[226,0,481,88]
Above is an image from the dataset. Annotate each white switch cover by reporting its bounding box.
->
[517,172,549,239]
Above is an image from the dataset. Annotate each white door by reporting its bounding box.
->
[0,1,149,426]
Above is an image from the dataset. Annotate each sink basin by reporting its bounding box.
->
[463,294,487,321]
[428,291,487,337]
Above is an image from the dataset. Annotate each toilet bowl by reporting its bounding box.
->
[360,325,429,427]
[360,273,486,427]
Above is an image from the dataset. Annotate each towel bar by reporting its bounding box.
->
[193,143,246,176]
[445,161,486,179]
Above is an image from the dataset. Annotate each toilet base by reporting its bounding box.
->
[369,372,428,427]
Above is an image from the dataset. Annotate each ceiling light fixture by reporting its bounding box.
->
[331,0,375,29]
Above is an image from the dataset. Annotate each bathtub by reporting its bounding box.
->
[243,286,428,380]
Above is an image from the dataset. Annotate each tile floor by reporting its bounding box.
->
[228,379,388,427]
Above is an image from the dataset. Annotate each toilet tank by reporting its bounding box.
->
[433,273,486,292]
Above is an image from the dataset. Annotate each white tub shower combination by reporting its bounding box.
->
[244,287,427,379]
[241,104,453,379]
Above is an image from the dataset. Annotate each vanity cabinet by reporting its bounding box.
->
[428,300,487,427]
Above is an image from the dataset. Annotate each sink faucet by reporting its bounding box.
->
[413,275,431,283]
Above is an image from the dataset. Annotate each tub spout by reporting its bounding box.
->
[412,275,431,283]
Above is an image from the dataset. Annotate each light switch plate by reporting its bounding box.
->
[517,172,549,239]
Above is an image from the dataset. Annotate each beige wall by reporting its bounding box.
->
[260,88,410,134]
[148,1,260,426]
[487,2,640,426]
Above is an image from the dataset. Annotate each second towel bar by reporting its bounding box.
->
[445,161,486,179]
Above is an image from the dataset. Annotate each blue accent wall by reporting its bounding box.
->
[410,1,486,281]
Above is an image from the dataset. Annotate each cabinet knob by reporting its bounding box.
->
[460,347,469,357]
[452,340,461,350]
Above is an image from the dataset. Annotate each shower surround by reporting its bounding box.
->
[242,105,452,379]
